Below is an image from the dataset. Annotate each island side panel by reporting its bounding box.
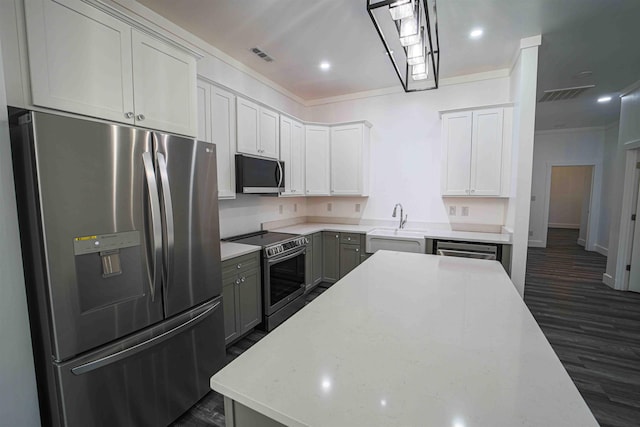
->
[224,397,286,427]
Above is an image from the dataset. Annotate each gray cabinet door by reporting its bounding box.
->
[322,232,340,283]
[305,246,313,289]
[222,275,239,345]
[238,268,261,333]
[312,233,323,285]
[339,243,361,278]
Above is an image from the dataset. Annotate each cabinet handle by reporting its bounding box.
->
[136,114,146,121]
[471,189,476,193]
[347,237,351,241]
[356,248,359,252]
[236,263,242,269]
[125,112,134,119]
[240,276,245,283]
[336,235,339,239]
[235,279,241,285]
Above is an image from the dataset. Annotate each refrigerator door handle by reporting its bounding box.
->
[156,152,174,297]
[142,151,162,302]
[71,300,221,376]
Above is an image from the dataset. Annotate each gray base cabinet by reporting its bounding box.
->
[305,233,323,291]
[322,232,366,282]
[222,251,262,345]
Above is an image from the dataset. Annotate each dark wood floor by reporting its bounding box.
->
[524,228,640,427]
[170,282,333,427]
[173,236,640,427]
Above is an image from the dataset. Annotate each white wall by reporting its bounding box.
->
[0,40,41,427]
[605,82,640,289]
[529,128,604,249]
[548,165,591,229]
[506,38,540,297]
[598,122,620,253]
[305,77,511,230]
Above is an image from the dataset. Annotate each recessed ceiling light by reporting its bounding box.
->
[597,96,612,103]
[469,28,483,39]
[320,61,331,70]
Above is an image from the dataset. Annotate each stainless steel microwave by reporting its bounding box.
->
[235,154,285,194]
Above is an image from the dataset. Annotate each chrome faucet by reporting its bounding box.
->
[392,203,408,229]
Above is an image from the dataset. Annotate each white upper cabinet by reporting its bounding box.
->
[305,125,331,196]
[330,123,371,196]
[25,0,135,124]
[280,116,305,196]
[131,30,197,137]
[197,78,236,199]
[441,107,511,197]
[24,0,197,137]
[211,86,237,199]
[236,96,280,159]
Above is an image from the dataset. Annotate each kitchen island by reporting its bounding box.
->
[210,251,598,427]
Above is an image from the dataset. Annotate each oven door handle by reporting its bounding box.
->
[437,249,496,260]
[267,247,306,265]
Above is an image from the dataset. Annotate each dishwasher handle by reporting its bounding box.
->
[437,249,497,260]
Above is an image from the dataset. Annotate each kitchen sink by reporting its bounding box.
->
[365,228,426,254]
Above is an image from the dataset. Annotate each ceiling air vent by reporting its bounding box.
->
[250,47,274,63]
[538,85,595,102]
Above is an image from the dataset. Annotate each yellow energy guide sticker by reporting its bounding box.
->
[75,235,97,241]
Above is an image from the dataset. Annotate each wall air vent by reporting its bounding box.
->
[250,47,274,63]
[538,85,595,102]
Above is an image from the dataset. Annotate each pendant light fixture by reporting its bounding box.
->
[367,0,440,92]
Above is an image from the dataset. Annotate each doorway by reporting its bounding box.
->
[547,165,594,246]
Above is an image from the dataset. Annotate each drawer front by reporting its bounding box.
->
[340,232,362,245]
[222,251,260,277]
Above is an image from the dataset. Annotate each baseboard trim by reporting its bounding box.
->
[602,273,615,288]
[594,244,608,257]
[577,238,586,247]
[528,239,545,248]
[549,223,580,229]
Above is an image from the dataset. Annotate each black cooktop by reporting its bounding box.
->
[224,231,299,247]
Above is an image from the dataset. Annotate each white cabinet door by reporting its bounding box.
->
[280,117,305,196]
[25,0,135,124]
[441,112,473,196]
[305,126,330,196]
[131,30,197,137]
[196,80,211,142]
[470,109,504,196]
[211,86,237,199]
[291,120,305,194]
[331,124,363,195]
[259,108,280,159]
[236,97,260,156]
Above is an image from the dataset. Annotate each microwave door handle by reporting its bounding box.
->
[142,152,162,302]
[276,161,283,189]
[156,152,174,297]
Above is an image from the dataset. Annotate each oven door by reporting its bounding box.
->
[265,248,306,315]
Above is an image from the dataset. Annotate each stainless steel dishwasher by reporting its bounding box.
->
[434,240,499,260]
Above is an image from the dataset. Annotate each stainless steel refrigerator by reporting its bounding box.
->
[10,111,225,427]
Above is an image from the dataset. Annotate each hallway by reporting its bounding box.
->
[524,228,640,427]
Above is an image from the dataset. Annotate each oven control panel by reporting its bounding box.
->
[265,237,308,258]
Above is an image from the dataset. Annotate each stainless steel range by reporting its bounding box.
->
[225,231,308,331]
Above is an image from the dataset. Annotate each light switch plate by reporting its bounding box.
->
[327,203,332,212]
[449,206,456,216]
[294,203,297,213]
[355,203,361,213]
[279,204,283,214]
[461,206,469,216]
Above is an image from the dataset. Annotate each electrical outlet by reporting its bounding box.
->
[448,206,456,216]
[294,203,297,213]
[529,230,533,237]
[279,204,283,214]
[327,203,332,212]
[461,206,469,217]
[531,195,536,202]
[355,203,361,213]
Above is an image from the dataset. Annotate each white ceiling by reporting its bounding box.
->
[138,0,640,130]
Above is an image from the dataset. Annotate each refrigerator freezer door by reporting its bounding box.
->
[55,297,225,427]
[22,112,164,361]
[155,135,222,317]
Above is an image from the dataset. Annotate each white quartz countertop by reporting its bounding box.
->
[273,223,512,244]
[211,251,597,427]
[220,241,261,261]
